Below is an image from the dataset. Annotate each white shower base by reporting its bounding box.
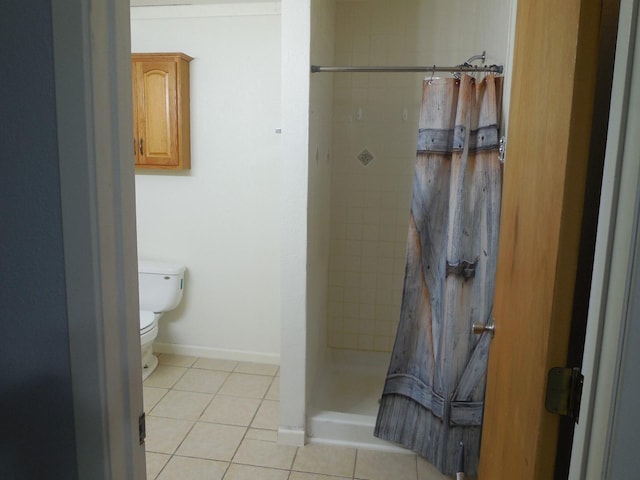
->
[306,349,410,453]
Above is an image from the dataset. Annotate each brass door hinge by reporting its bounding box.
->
[545,367,584,423]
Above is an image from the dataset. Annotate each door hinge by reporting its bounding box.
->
[139,413,146,445]
[545,367,584,423]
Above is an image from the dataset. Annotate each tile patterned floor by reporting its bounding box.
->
[144,354,453,480]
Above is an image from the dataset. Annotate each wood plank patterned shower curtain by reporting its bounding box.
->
[375,74,503,476]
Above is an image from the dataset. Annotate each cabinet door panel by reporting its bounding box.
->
[135,61,178,166]
[132,53,191,170]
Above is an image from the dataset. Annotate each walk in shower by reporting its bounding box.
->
[305,0,513,452]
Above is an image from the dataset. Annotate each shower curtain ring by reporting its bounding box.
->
[429,65,436,84]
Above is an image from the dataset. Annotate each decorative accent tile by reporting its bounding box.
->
[357,148,375,166]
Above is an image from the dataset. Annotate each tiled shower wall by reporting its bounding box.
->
[327,1,423,352]
[326,0,512,352]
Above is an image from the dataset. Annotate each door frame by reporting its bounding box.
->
[570,0,640,477]
[53,0,145,478]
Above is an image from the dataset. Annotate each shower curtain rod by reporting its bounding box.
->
[311,64,503,74]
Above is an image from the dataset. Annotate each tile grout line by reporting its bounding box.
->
[223,364,286,477]
[146,355,231,479]
[145,355,193,480]
[150,357,205,479]
[353,449,359,480]
[165,357,279,478]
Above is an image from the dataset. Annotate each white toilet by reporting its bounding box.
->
[138,260,186,380]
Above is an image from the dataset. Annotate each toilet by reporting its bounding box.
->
[138,260,186,380]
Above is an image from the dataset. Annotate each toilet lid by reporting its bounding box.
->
[140,310,156,332]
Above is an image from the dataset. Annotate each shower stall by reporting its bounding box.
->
[299,0,515,452]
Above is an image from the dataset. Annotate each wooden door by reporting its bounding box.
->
[478,0,603,478]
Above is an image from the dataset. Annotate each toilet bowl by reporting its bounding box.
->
[138,260,186,380]
[140,310,161,379]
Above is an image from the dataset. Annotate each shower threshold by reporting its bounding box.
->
[306,349,411,453]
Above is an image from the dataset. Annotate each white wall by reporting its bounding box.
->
[130,3,282,363]
[279,0,311,446]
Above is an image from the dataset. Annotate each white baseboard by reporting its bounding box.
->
[278,427,306,447]
[154,342,280,365]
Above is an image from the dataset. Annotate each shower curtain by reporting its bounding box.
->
[375,74,503,476]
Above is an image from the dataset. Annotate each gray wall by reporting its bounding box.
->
[0,1,78,478]
[606,4,640,474]
[607,249,640,476]
[606,5,640,468]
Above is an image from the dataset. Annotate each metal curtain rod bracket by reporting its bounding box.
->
[452,50,487,79]
[465,50,486,65]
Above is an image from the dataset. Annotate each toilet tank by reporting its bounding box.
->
[138,260,186,313]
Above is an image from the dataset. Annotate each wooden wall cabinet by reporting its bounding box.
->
[132,53,193,170]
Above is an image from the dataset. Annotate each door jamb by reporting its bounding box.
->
[53,0,145,478]
[569,0,640,477]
